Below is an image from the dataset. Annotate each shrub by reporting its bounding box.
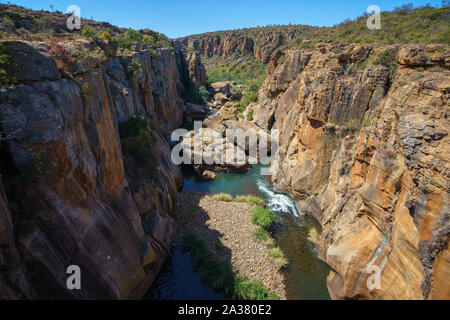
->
[240,92,258,108]
[234,195,265,206]
[21,146,46,181]
[81,82,94,99]
[48,39,74,70]
[254,227,269,242]
[215,240,224,251]
[143,34,156,46]
[233,276,279,300]
[72,47,106,72]
[205,55,267,106]
[234,195,248,203]
[125,28,143,43]
[181,86,206,105]
[127,58,144,78]
[341,119,364,133]
[373,49,397,71]
[82,25,99,39]
[116,35,132,50]
[394,3,414,15]
[246,108,254,121]
[119,114,156,168]
[0,43,12,86]
[250,206,276,229]
[269,247,288,268]
[247,196,264,206]
[20,146,60,182]
[149,49,159,59]
[198,85,211,102]
[212,193,233,202]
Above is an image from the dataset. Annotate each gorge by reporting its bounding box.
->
[0,3,449,300]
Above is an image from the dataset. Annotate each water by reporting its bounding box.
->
[145,245,227,300]
[147,164,331,300]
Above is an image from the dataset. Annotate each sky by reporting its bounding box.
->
[1,0,445,38]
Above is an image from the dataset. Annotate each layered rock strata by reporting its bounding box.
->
[250,44,449,300]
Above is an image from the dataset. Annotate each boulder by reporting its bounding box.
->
[201,170,217,181]
[214,92,230,105]
[398,45,449,67]
[211,81,233,96]
[184,102,208,120]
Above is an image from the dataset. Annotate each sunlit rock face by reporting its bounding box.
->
[251,44,449,300]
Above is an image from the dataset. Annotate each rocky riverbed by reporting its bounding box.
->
[173,191,287,299]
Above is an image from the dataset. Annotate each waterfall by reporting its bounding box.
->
[256,180,301,217]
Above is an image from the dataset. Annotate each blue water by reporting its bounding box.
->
[145,245,228,300]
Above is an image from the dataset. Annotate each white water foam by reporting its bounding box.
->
[256,180,301,217]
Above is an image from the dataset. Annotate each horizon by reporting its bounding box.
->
[0,0,445,38]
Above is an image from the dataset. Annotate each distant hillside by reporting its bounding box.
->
[183,5,449,45]
[180,5,449,64]
[0,4,173,52]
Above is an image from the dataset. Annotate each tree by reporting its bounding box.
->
[125,29,143,43]
[82,25,98,39]
[394,3,414,14]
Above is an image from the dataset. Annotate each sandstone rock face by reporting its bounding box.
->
[0,41,193,299]
[174,42,206,91]
[253,44,449,300]
[181,31,287,63]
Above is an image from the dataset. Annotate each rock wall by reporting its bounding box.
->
[181,31,287,63]
[0,40,194,299]
[251,44,449,299]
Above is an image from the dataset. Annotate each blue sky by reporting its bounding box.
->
[1,0,444,38]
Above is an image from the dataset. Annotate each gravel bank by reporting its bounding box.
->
[174,191,287,300]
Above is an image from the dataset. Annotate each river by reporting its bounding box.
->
[146,163,331,300]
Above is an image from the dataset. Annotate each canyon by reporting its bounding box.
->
[185,30,450,299]
[0,35,206,299]
[252,43,449,300]
[0,4,449,300]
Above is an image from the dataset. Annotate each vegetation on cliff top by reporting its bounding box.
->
[204,54,267,108]
[186,5,449,45]
[0,4,174,54]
